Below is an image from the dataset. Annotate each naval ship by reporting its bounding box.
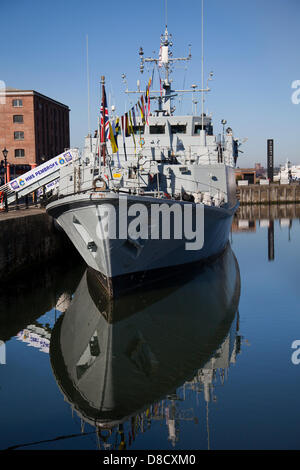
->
[46,24,242,296]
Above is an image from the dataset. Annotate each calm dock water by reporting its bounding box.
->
[0,204,300,450]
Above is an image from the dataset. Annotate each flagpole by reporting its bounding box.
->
[101,75,106,166]
[201,0,204,130]
[86,35,91,151]
[97,116,101,170]
[121,116,128,162]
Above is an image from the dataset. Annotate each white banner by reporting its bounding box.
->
[0,340,5,365]
[37,178,60,197]
[9,149,75,192]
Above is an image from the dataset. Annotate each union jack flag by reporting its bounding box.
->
[100,85,110,141]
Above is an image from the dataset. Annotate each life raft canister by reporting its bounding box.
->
[93,176,108,191]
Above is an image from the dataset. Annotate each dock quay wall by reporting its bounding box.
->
[235,203,300,221]
[0,209,74,281]
[237,183,300,205]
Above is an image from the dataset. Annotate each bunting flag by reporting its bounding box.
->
[147,72,153,119]
[138,99,145,124]
[109,121,118,153]
[98,76,153,165]
[144,95,148,124]
[131,106,137,127]
[115,117,121,137]
[121,115,125,140]
[141,94,146,115]
[125,112,130,137]
[129,110,136,151]
[147,95,151,122]
[111,119,121,167]
[128,110,134,133]
[121,115,127,161]
[146,76,152,103]
[145,77,152,124]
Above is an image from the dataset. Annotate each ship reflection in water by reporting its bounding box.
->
[49,245,241,450]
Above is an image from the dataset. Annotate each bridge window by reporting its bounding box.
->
[132,125,145,135]
[12,99,23,107]
[194,124,204,134]
[14,131,24,140]
[13,115,24,123]
[150,125,165,134]
[194,124,213,136]
[171,125,186,134]
[15,149,25,158]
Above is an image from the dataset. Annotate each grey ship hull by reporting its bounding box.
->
[47,192,237,297]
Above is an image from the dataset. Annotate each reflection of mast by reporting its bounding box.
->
[206,401,210,451]
[268,220,275,261]
[166,401,178,447]
[202,369,213,450]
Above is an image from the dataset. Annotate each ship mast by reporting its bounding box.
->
[201,0,205,131]
[137,25,193,116]
[200,0,206,146]
[124,9,212,118]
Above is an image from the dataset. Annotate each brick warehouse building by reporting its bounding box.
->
[0,88,70,179]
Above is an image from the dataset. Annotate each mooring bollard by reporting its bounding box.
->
[34,190,38,207]
[4,193,8,213]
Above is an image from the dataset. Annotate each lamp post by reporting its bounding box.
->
[2,148,8,212]
[2,147,8,184]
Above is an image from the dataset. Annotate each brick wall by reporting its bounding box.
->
[0,94,35,165]
[0,90,70,168]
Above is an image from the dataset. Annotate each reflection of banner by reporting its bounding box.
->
[0,340,5,365]
[9,150,75,192]
[17,330,50,353]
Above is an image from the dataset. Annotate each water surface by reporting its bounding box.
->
[0,205,299,450]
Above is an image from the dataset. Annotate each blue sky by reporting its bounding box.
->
[1,0,299,167]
